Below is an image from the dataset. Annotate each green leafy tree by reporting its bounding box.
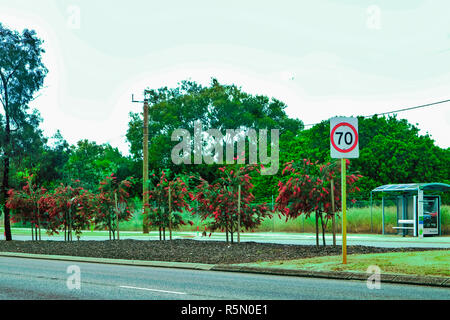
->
[126,79,303,186]
[144,169,193,240]
[36,130,71,188]
[6,173,47,240]
[282,115,450,202]
[0,23,48,240]
[194,163,270,244]
[64,140,135,191]
[275,159,361,247]
[93,174,134,240]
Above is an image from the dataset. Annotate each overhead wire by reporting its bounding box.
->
[303,98,450,127]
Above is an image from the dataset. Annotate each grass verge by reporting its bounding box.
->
[237,250,450,277]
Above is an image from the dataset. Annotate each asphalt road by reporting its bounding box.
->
[0,256,449,300]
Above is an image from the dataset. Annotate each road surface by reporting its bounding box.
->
[0,256,449,300]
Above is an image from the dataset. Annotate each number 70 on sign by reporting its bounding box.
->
[330,117,359,159]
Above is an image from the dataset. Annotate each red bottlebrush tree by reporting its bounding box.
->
[194,163,271,244]
[93,174,135,240]
[144,169,193,241]
[275,159,362,247]
[41,181,96,241]
[7,175,97,241]
[6,174,47,241]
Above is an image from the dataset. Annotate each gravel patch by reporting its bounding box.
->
[0,239,443,264]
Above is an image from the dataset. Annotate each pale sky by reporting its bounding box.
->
[1,0,449,154]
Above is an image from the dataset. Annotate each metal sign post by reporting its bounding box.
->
[330,117,359,264]
[341,158,347,264]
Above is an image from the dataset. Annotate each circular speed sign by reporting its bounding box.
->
[330,117,359,158]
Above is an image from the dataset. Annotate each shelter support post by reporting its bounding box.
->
[382,196,385,235]
[370,192,373,233]
[418,189,424,238]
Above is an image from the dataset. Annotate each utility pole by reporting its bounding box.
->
[132,93,150,234]
[142,99,149,233]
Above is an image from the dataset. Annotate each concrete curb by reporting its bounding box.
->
[0,252,213,271]
[1,252,448,288]
[211,265,450,288]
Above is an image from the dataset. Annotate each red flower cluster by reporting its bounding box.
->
[6,174,135,241]
[194,164,270,242]
[143,170,193,235]
[275,159,362,219]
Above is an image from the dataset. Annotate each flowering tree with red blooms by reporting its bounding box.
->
[39,181,96,241]
[6,173,47,241]
[93,174,135,240]
[195,163,271,244]
[144,169,193,241]
[275,159,362,247]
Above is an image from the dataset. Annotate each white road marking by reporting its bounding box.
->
[119,285,186,295]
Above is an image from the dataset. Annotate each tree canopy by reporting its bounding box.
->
[0,23,48,240]
[281,115,450,201]
[126,79,303,175]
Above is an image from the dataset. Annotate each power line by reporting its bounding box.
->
[303,98,450,127]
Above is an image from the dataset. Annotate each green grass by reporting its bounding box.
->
[257,205,450,234]
[238,250,450,277]
[257,206,400,233]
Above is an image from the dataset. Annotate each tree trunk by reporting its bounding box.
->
[237,185,241,244]
[1,113,12,241]
[115,192,120,241]
[36,207,41,241]
[37,212,41,241]
[168,186,172,241]
[230,221,234,244]
[332,214,336,247]
[320,212,326,246]
[315,212,319,247]
[108,218,112,240]
[225,224,229,244]
[68,208,72,242]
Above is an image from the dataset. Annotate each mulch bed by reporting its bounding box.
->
[0,239,443,264]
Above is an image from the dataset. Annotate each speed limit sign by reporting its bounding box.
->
[330,117,359,158]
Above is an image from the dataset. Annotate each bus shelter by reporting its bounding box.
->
[370,183,450,238]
